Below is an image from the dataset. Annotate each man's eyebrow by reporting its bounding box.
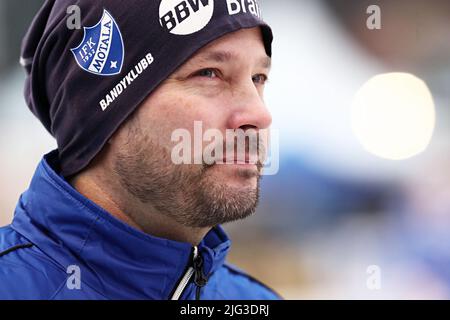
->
[259,56,271,69]
[188,50,272,70]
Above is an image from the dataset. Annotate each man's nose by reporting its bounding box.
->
[226,83,272,130]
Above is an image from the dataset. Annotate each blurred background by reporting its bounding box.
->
[1,0,450,299]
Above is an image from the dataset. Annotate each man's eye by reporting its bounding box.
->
[252,74,268,85]
[194,68,219,79]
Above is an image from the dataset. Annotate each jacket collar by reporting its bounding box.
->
[12,150,232,299]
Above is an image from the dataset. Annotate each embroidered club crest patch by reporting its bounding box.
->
[71,9,124,76]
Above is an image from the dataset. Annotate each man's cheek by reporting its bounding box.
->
[180,81,227,99]
[171,98,225,126]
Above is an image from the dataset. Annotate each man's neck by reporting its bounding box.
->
[68,171,210,246]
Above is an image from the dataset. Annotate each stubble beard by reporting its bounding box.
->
[113,132,262,229]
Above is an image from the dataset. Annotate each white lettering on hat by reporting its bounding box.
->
[159,0,214,35]
[99,53,155,111]
[226,0,261,18]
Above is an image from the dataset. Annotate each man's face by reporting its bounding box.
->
[111,27,272,228]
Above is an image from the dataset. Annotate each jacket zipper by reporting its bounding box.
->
[192,247,208,300]
[170,246,208,300]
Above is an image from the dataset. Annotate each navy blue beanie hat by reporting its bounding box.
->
[21,0,273,177]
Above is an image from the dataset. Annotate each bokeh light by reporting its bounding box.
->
[352,73,435,160]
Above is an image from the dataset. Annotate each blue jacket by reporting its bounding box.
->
[0,151,281,300]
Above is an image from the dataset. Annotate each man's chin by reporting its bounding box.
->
[193,177,260,228]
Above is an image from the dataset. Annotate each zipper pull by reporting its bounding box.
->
[192,247,208,300]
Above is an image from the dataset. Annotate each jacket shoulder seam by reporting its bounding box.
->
[223,263,283,299]
[0,243,33,258]
[49,279,72,300]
